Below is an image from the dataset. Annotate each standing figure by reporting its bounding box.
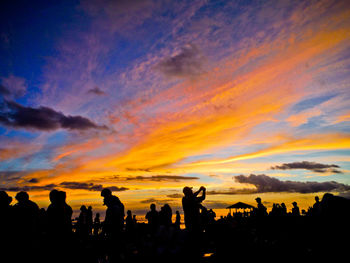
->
[101,188,125,238]
[255,197,268,217]
[175,211,181,229]
[292,202,300,216]
[145,203,159,233]
[182,186,206,232]
[93,213,100,236]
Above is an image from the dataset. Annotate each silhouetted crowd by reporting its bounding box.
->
[0,187,350,262]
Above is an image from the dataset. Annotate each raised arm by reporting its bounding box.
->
[196,186,206,202]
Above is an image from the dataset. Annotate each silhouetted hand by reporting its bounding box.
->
[200,186,206,191]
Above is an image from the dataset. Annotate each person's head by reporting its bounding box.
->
[101,188,112,198]
[183,186,193,197]
[96,213,100,218]
[315,196,319,202]
[127,210,132,216]
[88,206,92,210]
[0,191,12,206]
[292,201,297,206]
[176,210,180,215]
[58,191,66,203]
[255,197,261,203]
[80,205,87,211]
[150,203,156,211]
[15,191,29,203]
[49,189,59,203]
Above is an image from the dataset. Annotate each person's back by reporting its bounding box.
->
[93,213,100,236]
[13,192,39,237]
[292,202,300,216]
[47,190,72,238]
[255,197,267,217]
[175,211,181,229]
[146,204,159,228]
[0,191,13,239]
[103,194,124,236]
[125,210,134,232]
[159,204,172,226]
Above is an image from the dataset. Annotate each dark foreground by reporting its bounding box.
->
[1,214,349,263]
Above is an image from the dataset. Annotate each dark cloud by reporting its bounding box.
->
[140,198,158,204]
[206,188,257,195]
[28,178,39,183]
[59,182,128,192]
[0,85,11,97]
[0,184,57,192]
[0,181,128,192]
[234,174,350,194]
[87,87,105,96]
[140,198,174,204]
[125,175,199,182]
[271,161,342,173]
[156,44,206,78]
[0,100,107,131]
[166,193,183,198]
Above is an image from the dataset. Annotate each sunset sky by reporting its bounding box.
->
[1,0,350,218]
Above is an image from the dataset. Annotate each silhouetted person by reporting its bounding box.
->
[291,201,300,216]
[0,191,13,240]
[87,206,93,235]
[132,215,137,225]
[281,203,287,216]
[101,188,125,238]
[125,210,134,232]
[13,191,40,238]
[208,209,216,223]
[145,203,159,232]
[47,190,73,238]
[175,211,181,229]
[159,203,172,227]
[312,196,321,216]
[77,205,89,238]
[182,186,206,232]
[93,213,100,236]
[255,197,267,217]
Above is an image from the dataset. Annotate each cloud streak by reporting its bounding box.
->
[271,161,342,173]
[124,175,199,182]
[0,181,129,192]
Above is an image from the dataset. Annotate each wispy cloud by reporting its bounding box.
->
[156,44,206,78]
[87,87,105,96]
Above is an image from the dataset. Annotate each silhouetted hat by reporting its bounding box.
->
[182,186,192,195]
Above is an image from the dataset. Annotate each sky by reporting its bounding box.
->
[1,0,350,218]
